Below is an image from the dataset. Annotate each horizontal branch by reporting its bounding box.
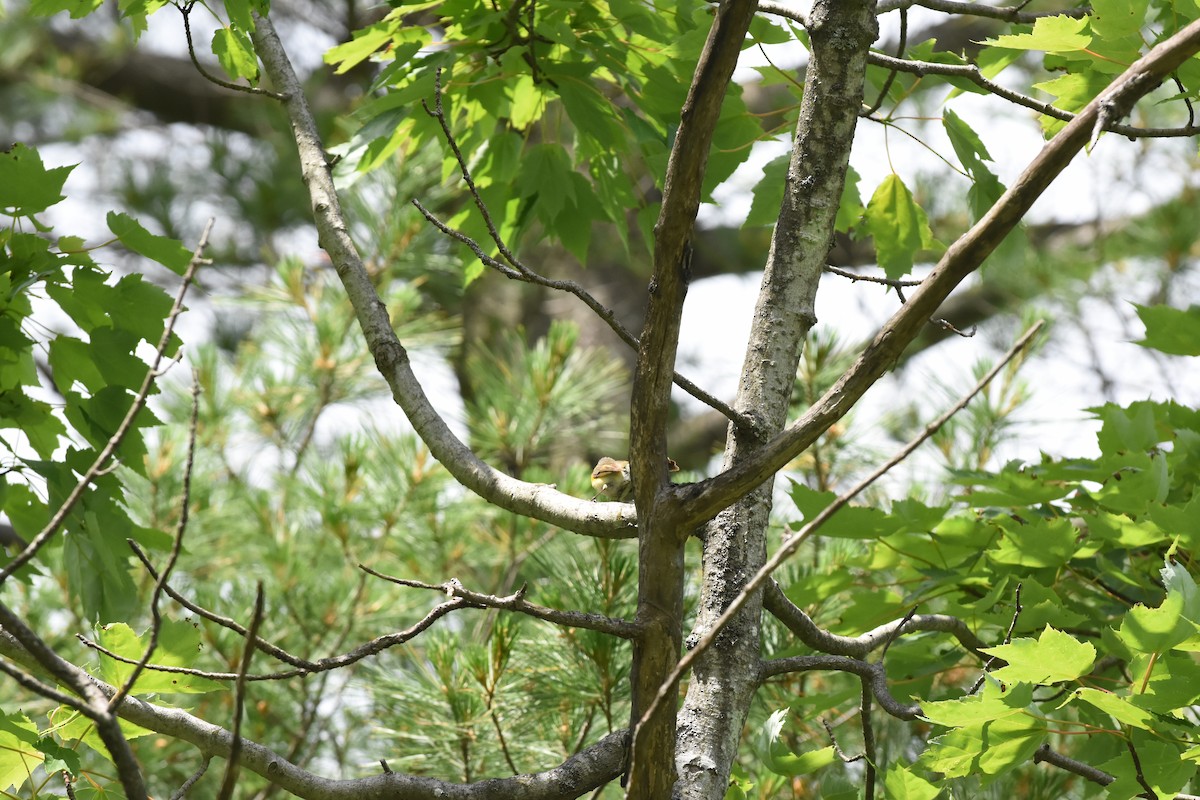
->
[359,566,641,639]
[877,0,1089,22]
[0,629,628,799]
[758,654,921,720]
[763,580,992,661]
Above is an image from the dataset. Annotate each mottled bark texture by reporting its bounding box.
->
[673,3,878,799]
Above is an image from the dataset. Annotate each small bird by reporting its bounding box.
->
[591,457,680,502]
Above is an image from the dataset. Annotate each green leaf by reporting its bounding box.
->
[324,19,397,74]
[557,79,624,152]
[921,678,1033,726]
[0,144,75,216]
[745,154,789,228]
[28,0,103,18]
[1099,736,1197,800]
[835,164,864,233]
[788,482,899,540]
[107,212,194,275]
[943,108,994,179]
[1134,304,1200,356]
[882,763,941,800]
[1117,583,1199,654]
[1071,687,1158,730]
[95,621,226,694]
[759,710,838,777]
[863,174,941,279]
[0,711,41,792]
[981,15,1092,52]
[1094,401,1161,454]
[212,26,259,83]
[918,713,1045,780]
[1090,0,1148,41]
[982,626,1096,684]
[1129,652,1200,713]
[988,517,1078,568]
[517,145,575,218]
[223,0,254,32]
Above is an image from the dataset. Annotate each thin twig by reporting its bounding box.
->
[0,220,212,585]
[860,6,907,118]
[823,264,922,288]
[109,375,203,714]
[77,595,472,681]
[861,680,877,800]
[217,583,266,800]
[821,718,865,763]
[415,73,754,431]
[173,1,286,100]
[359,566,641,639]
[169,757,211,800]
[636,321,1044,734]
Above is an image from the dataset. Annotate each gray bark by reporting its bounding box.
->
[675,2,878,798]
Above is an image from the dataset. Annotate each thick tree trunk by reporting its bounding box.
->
[675,3,878,798]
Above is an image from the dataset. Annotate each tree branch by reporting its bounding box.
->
[625,1,761,795]
[758,655,921,720]
[358,567,641,639]
[678,17,1200,526]
[763,580,992,661]
[640,322,1043,734]
[248,13,639,540]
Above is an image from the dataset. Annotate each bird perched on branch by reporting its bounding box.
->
[591,457,680,502]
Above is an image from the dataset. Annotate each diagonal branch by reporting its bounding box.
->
[637,321,1044,735]
[249,14,639,540]
[678,17,1200,526]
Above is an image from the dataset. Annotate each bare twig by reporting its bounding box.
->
[821,718,865,763]
[970,581,1022,693]
[169,757,211,800]
[759,655,921,719]
[172,1,286,100]
[823,264,922,288]
[359,567,641,639]
[0,220,211,585]
[217,584,266,800]
[638,322,1044,733]
[77,595,471,681]
[109,376,203,713]
[1034,743,1114,786]
[1125,735,1157,799]
[860,6,906,118]
[416,74,753,431]
[861,680,877,800]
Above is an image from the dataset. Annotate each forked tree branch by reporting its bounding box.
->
[638,322,1044,734]
[249,14,639,540]
[677,16,1200,527]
